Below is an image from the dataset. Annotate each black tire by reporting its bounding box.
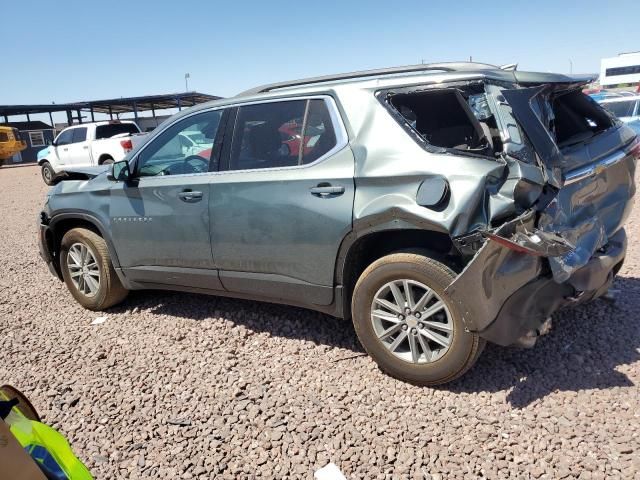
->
[351,252,484,386]
[0,158,5,167]
[41,161,56,185]
[60,228,128,310]
[100,156,114,165]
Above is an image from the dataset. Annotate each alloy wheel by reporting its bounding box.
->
[67,242,101,297]
[370,279,453,364]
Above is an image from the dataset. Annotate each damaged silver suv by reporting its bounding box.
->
[38,62,639,385]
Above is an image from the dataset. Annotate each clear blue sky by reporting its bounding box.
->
[2,0,639,107]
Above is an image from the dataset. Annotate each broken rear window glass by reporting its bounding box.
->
[388,88,493,155]
[549,91,614,148]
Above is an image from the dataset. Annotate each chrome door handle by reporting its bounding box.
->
[309,184,345,197]
[178,190,203,203]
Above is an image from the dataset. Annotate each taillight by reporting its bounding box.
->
[120,139,133,153]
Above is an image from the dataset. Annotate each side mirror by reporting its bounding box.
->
[51,140,57,147]
[109,160,131,182]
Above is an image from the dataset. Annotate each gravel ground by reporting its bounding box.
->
[0,164,639,479]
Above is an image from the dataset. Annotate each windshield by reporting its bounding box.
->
[95,123,140,139]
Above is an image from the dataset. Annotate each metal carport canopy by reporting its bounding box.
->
[0,91,222,118]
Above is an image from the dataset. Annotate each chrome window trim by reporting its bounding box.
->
[133,95,348,180]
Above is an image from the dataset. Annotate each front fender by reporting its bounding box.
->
[48,211,122,269]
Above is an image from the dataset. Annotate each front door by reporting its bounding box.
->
[109,108,225,290]
[53,129,74,166]
[209,97,354,306]
[66,127,91,166]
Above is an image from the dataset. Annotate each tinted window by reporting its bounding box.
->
[72,127,87,143]
[0,132,8,142]
[56,129,74,145]
[95,123,140,139]
[605,65,640,77]
[230,100,306,170]
[602,100,636,118]
[229,99,338,171]
[548,92,613,147]
[136,110,222,177]
[301,99,338,164]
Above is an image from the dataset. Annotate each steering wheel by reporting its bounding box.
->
[183,155,209,173]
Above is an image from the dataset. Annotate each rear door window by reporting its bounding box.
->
[72,127,87,144]
[228,99,339,171]
[301,99,338,164]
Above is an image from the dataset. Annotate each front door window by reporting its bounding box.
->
[136,110,223,177]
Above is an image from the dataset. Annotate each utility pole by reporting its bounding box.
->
[185,73,190,92]
[569,59,573,74]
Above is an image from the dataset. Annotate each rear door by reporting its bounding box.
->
[66,127,91,166]
[208,97,354,306]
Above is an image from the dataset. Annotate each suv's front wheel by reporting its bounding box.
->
[351,253,484,385]
[60,228,128,310]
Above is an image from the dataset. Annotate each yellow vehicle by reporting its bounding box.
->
[0,125,27,166]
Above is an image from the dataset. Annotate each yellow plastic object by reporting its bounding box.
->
[0,386,93,480]
[0,126,27,160]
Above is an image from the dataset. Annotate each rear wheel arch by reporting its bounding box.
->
[337,228,458,320]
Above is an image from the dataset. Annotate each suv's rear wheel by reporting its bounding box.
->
[41,161,56,185]
[351,252,484,385]
[60,228,128,310]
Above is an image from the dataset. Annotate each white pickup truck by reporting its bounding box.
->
[37,121,144,185]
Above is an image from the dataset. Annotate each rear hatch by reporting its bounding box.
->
[499,78,638,280]
[445,76,638,343]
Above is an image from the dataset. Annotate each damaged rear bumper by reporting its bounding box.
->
[475,228,625,346]
[446,224,626,346]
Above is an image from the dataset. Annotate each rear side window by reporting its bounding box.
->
[95,123,139,139]
[601,100,636,118]
[388,89,491,154]
[0,132,8,142]
[72,127,87,143]
[228,99,338,171]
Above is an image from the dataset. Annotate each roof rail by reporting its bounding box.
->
[237,62,500,97]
